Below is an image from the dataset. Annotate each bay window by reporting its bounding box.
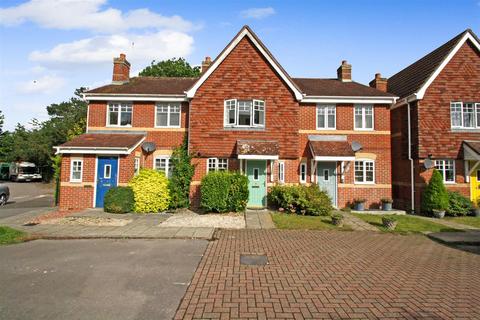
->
[354,105,373,130]
[317,104,336,129]
[434,160,455,183]
[354,160,375,184]
[108,103,132,126]
[224,99,265,128]
[156,103,181,127]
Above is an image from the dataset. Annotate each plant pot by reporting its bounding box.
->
[432,210,445,219]
[381,202,392,211]
[474,208,480,218]
[382,218,397,231]
[331,216,344,227]
[354,202,365,211]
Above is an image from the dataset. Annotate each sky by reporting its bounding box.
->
[0,0,479,131]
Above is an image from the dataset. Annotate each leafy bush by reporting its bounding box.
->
[421,169,449,214]
[268,185,333,216]
[169,136,195,209]
[128,169,170,213]
[200,171,249,212]
[353,198,366,204]
[104,186,134,214]
[446,191,473,216]
[381,198,393,204]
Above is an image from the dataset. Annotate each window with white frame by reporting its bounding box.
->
[317,104,336,129]
[154,156,173,178]
[354,105,373,130]
[156,103,181,127]
[224,99,265,128]
[354,160,374,183]
[134,157,140,175]
[299,162,307,183]
[450,102,479,129]
[207,158,228,172]
[434,159,455,183]
[70,159,83,182]
[278,161,285,183]
[108,103,132,126]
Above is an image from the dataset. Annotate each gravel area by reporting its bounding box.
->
[41,216,132,227]
[160,212,245,229]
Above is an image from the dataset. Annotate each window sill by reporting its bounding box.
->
[315,128,336,131]
[69,180,82,183]
[224,126,265,131]
[450,128,480,133]
[354,182,375,185]
[444,181,456,185]
[106,125,133,128]
[353,128,374,132]
[154,126,181,129]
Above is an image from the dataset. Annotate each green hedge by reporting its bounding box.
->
[447,191,473,216]
[200,171,249,212]
[129,169,170,213]
[268,184,333,216]
[104,186,134,214]
[421,169,449,214]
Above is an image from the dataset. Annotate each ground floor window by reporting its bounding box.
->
[299,162,307,183]
[154,156,173,178]
[434,159,455,183]
[70,159,83,182]
[207,158,228,172]
[354,160,374,184]
[134,157,140,175]
[278,161,285,183]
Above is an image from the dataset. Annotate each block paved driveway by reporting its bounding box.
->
[175,230,480,319]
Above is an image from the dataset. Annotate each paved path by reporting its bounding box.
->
[342,212,379,231]
[245,210,275,229]
[176,229,480,319]
[414,215,480,230]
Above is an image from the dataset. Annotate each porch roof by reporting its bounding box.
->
[309,136,355,161]
[236,140,279,160]
[463,140,480,160]
[55,133,146,155]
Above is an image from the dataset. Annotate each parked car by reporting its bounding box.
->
[0,184,9,205]
[9,162,42,182]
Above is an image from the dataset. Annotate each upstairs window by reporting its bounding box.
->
[317,104,336,129]
[451,102,479,129]
[224,99,265,128]
[434,160,455,183]
[156,103,181,127]
[108,103,132,126]
[354,105,373,130]
[207,158,228,172]
[154,156,173,178]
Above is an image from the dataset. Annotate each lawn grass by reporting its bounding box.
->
[444,216,480,228]
[0,226,27,245]
[352,213,460,234]
[271,212,352,231]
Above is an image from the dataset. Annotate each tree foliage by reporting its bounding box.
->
[421,169,449,214]
[139,58,201,77]
[168,136,195,209]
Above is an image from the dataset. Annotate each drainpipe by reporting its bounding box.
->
[407,102,415,213]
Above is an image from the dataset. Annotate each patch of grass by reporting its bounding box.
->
[445,216,480,228]
[352,214,460,234]
[271,212,352,231]
[0,226,27,245]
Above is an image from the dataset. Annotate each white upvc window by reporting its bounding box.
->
[278,161,285,183]
[154,156,173,178]
[107,103,132,126]
[450,102,479,129]
[134,157,140,175]
[354,160,375,184]
[316,104,336,129]
[224,99,265,128]
[70,159,83,182]
[207,158,228,172]
[354,104,374,130]
[299,162,307,184]
[155,103,181,127]
[434,159,455,183]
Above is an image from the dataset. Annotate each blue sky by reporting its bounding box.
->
[1,0,479,130]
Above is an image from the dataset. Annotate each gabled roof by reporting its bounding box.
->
[56,133,145,155]
[185,25,304,101]
[388,29,480,99]
[87,77,197,95]
[293,78,395,97]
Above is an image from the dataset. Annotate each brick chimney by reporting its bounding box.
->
[201,56,212,73]
[369,73,388,92]
[337,60,352,82]
[112,53,130,84]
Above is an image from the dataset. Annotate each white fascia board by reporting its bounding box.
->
[416,32,480,99]
[127,136,146,154]
[186,28,304,101]
[302,96,397,104]
[55,147,130,155]
[84,94,187,102]
[314,156,355,161]
[238,155,279,160]
[391,94,418,110]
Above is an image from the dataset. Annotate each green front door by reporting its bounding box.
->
[247,160,267,208]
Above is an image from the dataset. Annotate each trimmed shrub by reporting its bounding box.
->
[446,191,473,216]
[128,169,170,213]
[421,169,449,214]
[268,185,333,216]
[168,136,195,209]
[200,171,249,212]
[104,186,134,214]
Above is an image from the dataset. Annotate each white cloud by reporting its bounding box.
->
[240,7,276,19]
[29,30,194,67]
[0,0,194,33]
[17,75,66,94]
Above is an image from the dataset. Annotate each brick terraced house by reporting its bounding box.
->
[389,29,480,212]
[56,26,397,210]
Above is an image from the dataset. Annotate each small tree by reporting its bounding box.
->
[421,169,449,214]
[169,136,195,209]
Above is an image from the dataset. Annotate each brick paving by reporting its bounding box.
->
[175,230,480,319]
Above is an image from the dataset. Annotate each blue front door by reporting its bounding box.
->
[95,157,118,207]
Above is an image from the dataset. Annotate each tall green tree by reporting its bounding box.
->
[139,58,200,77]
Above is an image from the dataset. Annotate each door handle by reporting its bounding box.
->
[252,186,259,188]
